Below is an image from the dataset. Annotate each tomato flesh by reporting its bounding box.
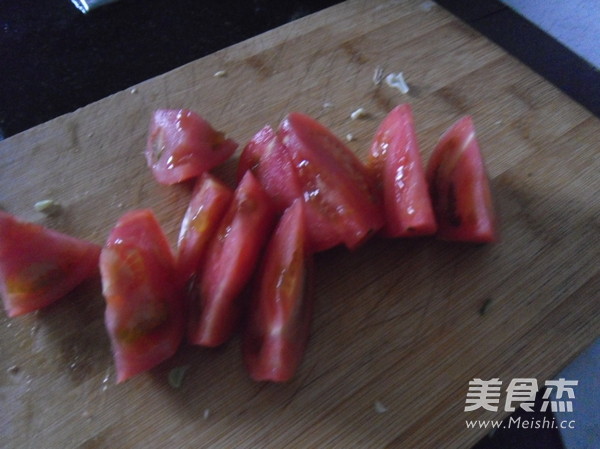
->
[189,172,275,347]
[369,104,437,237]
[278,113,384,251]
[239,122,347,252]
[237,125,303,213]
[426,116,497,242]
[243,200,313,382]
[145,109,237,185]
[177,173,233,285]
[0,211,100,317]
[100,209,184,383]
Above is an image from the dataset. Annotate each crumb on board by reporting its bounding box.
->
[374,400,388,413]
[350,108,368,120]
[346,133,355,142]
[203,408,211,419]
[323,102,334,109]
[34,199,62,216]
[479,298,493,316]
[373,66,384,85]
[213,70,227,78]
[385,72,409,94]
[419,0,436,12]
[168,365,189,389]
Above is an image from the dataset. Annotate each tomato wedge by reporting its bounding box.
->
[189,172,275,347]
[426,116,497,242]
[177,173,233,285]
[238,123,342,252]
[237,125,302,213]
[243,200,313,382]
[0,211,100,317]
[368,104,437,237]
[100,209,184,383]
[145,109,238,185]
[278,112,384,251]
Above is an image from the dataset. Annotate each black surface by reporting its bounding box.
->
[1,1,587,448]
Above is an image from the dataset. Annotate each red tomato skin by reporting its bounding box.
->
[243,200,314,382]
[279,113,384,251]
[369,104,437,237]
[239,123,341,252]
[176,173,233,284]
[100,209,184,383]
[426,116,497,242]
[237,125,303,213]
[0,211,100,317]
[145,109,237,185]
[190,172,276,347]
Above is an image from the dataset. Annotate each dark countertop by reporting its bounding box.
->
[1,1,597,448]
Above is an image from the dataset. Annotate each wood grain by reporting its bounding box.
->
[1,1,598,448]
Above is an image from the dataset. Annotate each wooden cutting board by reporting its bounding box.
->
[1,1,598,447]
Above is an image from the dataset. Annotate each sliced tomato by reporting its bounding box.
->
[0,211,100,317]
[177,173,233,285]
[189,172,275,347]
[145,109,238,185]
[100,209,184,383]
[368,104,437,237]
[243,200,314,382]
[426,116,497,242]
[237,125,302,213]
[238,123,340,252]
[278,112,384,251]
